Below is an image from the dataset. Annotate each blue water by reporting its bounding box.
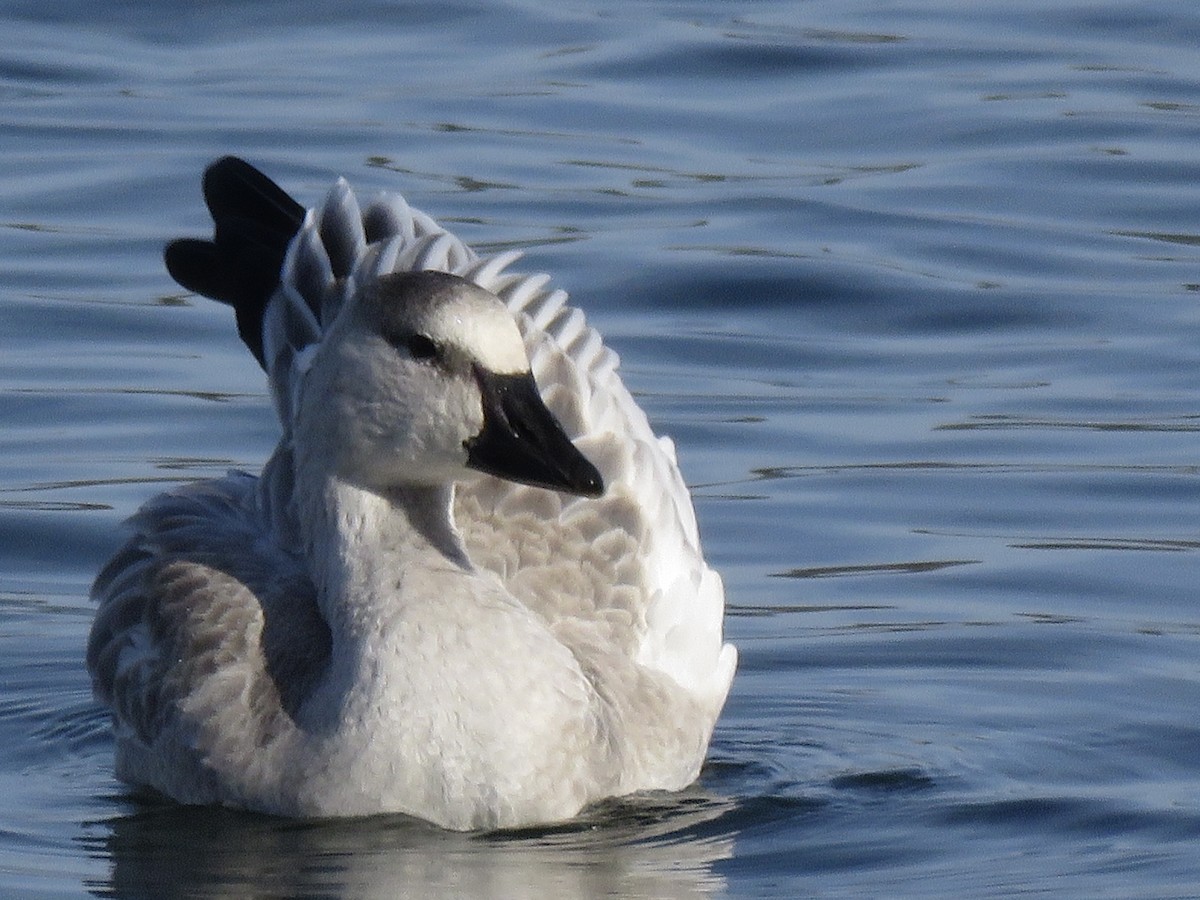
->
[3,0,1200,895]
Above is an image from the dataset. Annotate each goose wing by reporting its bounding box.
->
[86,472,329,778]
[161,159,735,716]
[453,262,736,715]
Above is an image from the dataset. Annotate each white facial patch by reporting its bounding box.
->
[426,291,530,375]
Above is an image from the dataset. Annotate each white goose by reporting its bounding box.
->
[87,158,736,830]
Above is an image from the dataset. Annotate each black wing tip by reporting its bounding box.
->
[163,238,229,304]
[201,156,305,226]
[164,157,306,369]
[206,155,261,180]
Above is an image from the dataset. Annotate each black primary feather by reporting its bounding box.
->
[164,157,306,368]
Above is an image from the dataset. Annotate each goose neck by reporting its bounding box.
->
[302,476,472,632]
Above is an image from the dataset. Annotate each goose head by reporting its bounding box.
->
[294,270,603,498]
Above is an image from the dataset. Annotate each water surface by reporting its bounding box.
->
[3,0,1200,896]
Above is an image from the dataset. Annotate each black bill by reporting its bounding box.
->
[464,366,604,498]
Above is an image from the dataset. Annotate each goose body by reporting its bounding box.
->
[87,158,736,830]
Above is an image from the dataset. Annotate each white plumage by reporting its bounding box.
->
[87,158,736,830]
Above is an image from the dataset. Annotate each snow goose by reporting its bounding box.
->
[87,157,736,830]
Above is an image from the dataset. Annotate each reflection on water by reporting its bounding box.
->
[90,792,736,899]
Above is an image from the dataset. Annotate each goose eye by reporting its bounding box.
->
[394,333,439,361]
